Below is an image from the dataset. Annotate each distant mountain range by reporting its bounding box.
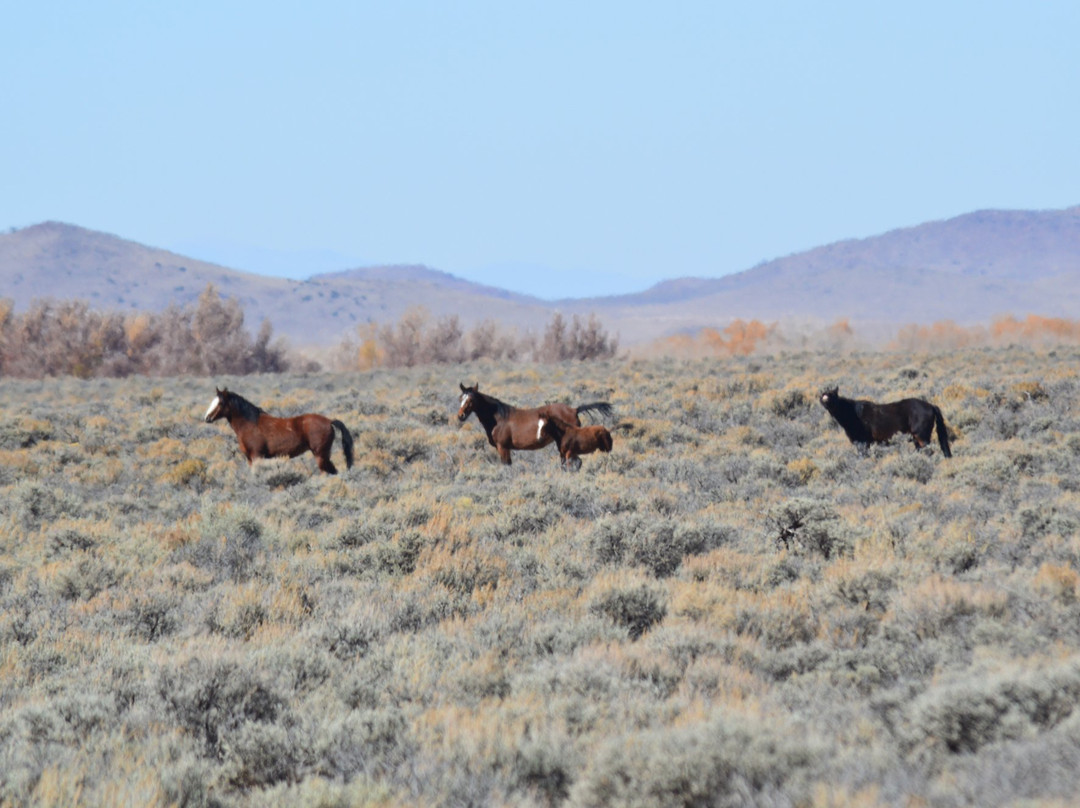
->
[2,207,1078,347]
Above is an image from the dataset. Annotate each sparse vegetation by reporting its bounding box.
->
[1,346,1080,806]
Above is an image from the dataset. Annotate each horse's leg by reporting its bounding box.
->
[491,424,514,465]
[309,425,339,474]
[911,416,933,450]
[311,440,338,474]
[239,438,257,466]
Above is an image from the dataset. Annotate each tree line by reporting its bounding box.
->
[333,308,619,370]
[0,287,619,379]
[0,285,288,379]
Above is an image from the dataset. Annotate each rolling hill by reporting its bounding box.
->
[0,222,557,346]
[2,207,1079,347]
[565,206,1080,337]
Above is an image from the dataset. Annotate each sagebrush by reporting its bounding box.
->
[1,347,1080,806]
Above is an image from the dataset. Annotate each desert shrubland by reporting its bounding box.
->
[1,347,1080,805]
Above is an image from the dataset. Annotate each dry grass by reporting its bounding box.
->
[2,346,1080,806]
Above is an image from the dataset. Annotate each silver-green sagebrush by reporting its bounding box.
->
[1,348,1079,806]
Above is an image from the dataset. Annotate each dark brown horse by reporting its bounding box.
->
[537,415,613,469]
[204,387,355,474]
[456,383,613,465]
[820,387,951,457]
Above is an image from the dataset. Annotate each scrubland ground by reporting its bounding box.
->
[2,347,1080,807]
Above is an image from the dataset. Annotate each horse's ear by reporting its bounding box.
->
[460,383,467,393]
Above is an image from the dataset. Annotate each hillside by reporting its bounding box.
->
[2,207,1079,347]
[0,223,556,347]
[564,206,1080,331]
[0,220,300,324]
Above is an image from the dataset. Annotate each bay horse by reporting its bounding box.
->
[820,387,951,457]
[456,383,613,465]
[537,415,613,469]
[204,387,355,474]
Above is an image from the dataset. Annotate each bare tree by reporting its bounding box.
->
[0,285,290,378]
[378,307,428,367]
[191,285,252,375]
[537,312,618,362]
[568,313,619,361]
[337,308,618,368]
[538,312,570,362]
[249,319,290,374]
[421,315,467,365]
[466,319,521,361]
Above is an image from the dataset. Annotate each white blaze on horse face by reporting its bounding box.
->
[204,395,220,421]
[536,417,545,442]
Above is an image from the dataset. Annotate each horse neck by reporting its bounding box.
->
[837,397,860,419]
[473,395,510,434]
[226,396,263,428]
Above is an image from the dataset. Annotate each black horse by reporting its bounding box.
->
[820,387,951,457]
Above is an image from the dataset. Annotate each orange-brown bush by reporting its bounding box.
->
[889,314,1080,352]
[646,318,780,358]
[644,313,1080,361]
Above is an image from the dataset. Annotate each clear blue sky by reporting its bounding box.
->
[3,2,1078,298]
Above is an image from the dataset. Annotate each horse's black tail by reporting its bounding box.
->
[933,407,951,458]
[576,402,614,422]
[332,420,355,469]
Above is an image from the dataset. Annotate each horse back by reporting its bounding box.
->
[861,397,941,446]
[537,403,581,426]
[501,407,557,450]
[263,412,332,455]
[565,423,612,454]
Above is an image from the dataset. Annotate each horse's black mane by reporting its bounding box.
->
[470,389,512,420]
[224,390,264,423]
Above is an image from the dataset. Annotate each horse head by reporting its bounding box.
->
[457,382,479,422]
[820,386,839,409]
[204,387,231,422]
